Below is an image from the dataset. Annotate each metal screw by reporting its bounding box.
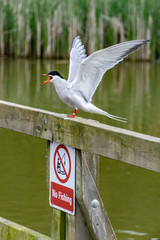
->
[91,199,99,208]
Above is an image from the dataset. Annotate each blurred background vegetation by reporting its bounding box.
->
[0,0,159,59]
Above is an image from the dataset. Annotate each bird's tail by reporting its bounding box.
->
[89,104,127,123]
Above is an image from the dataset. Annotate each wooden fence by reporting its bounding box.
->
[0,100,160,240]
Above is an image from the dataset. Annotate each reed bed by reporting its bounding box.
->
[0,0,159,59]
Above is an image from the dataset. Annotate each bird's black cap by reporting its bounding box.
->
[48,71,64,79]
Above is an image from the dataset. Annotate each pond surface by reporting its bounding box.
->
[0,58,160,239]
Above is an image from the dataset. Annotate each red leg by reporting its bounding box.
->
[68,109,78,118]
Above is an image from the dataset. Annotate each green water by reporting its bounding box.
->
[0,58,160,239]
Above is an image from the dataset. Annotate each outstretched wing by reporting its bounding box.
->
[69,40,149,102]
[68,36,87,83]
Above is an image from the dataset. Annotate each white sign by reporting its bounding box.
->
[49,142,75,215]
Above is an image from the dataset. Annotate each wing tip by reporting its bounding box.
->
[140,39,150,44]
[71,36,87,58]
[72,36,81,47]
[127,39,150,45]
[134,39,150,48]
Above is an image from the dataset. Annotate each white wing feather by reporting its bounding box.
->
[69,40,149,102]
[68,36,87,83]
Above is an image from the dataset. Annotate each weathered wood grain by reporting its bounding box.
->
[83,152,99,186]
[65,200,92,240]
[0,217,54,240]
[76,150,117,240]
[51,206,62,239]
[0,100,160,172]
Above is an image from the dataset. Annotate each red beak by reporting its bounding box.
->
[41,74,52,86]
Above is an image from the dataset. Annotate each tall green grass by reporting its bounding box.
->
[0,0,159,59]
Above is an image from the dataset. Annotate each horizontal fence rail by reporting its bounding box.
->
[0,217,53,240]
[0,100,160,172]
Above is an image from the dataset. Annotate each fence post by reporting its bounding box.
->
[47,141,116,240]
[76,150,117,240]
[47,142,91,240]
[66,149,117,240]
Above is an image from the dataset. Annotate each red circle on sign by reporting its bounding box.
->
[53,144,71,183]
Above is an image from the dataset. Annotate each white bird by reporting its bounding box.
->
[42,36,149,122]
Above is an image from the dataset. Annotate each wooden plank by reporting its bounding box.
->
[0,100,160,172]
[83,151,117,239]
[76,150,117,240]
[50,205,61,239]
[65,200,92,240]
[51,209,65,240]
[0,217,54,240]
[82,152,99,186]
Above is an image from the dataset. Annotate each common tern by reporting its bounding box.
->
[42,36,149,122]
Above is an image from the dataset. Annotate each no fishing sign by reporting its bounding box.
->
[49,142,75,215]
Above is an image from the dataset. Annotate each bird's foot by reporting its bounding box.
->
[68,109,78,118]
